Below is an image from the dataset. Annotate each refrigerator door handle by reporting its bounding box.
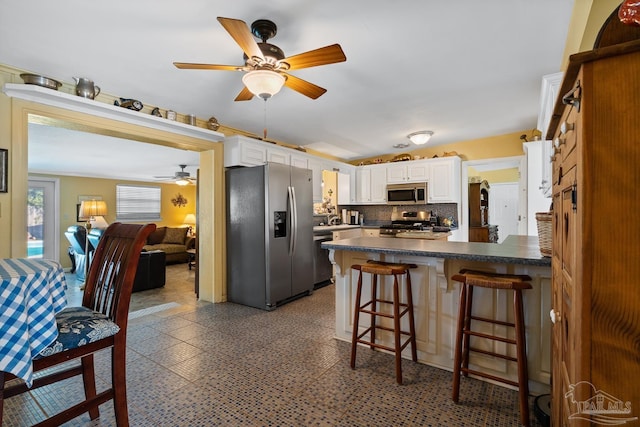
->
[288,185,297,256]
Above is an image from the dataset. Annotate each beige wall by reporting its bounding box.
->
[468,167,519,184]
[31,173,196,270]
[352,130,531,165]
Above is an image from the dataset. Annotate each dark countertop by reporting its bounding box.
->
[321,234,551,267]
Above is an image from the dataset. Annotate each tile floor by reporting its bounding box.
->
[3,264,545,426]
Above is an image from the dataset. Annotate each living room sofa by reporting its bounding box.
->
[142,226,195,264]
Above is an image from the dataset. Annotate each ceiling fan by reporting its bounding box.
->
[154,165,197,186]
[174,17,347,101]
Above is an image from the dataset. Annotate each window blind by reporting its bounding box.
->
[116,185,161,221]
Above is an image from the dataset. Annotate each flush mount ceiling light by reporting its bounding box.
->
[407,130,434,145]
[242,70,286,100]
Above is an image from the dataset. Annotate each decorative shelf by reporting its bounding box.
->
[2,83,225,142]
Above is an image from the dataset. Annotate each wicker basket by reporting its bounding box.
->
[535,212,553,257]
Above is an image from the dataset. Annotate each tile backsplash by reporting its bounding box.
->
[338,203,458,226]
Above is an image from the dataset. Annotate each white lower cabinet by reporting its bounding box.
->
[361,228,380,237]
[330,250,552,394]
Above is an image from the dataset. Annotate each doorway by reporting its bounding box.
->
[27,177,60,261]
[461,156,525,242]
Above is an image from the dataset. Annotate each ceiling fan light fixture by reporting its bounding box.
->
[175,178,190,186]
[407,130,434,145]
[242,70,286,99]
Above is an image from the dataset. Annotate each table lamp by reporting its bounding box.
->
[79,200,108,284]
[183,213,196,236]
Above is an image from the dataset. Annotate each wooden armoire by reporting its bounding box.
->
[468,180,498,243]
[547,38,640,426]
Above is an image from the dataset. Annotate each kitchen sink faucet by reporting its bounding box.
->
[327,214,341,225]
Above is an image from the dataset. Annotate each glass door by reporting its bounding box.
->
[27,178,59,261]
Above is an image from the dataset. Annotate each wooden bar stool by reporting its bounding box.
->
[451,269,532,427]
[350,260,417,384]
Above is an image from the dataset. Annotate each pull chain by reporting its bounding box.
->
[263,99,268,140]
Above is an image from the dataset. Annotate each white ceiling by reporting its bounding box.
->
[1,0,575,181]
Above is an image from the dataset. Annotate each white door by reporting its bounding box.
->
[27,178,60,261]
[489,182,519,243]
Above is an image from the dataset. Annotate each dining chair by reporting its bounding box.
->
[0,222,155,427]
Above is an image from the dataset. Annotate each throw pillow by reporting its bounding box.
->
[147,226,166,245]
[162,227,188,245]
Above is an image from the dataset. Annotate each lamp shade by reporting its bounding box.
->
[407,131,434,145]
[175,178,190,186]
[183,213,196,225]
[242,70,286,99]
[79,200,107,218]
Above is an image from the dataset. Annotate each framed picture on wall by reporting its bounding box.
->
[0,148,7,193]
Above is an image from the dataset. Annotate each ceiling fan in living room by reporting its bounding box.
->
[173,17,347,101]
[154,165,197,186]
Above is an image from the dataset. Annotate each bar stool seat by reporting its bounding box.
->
[350,260,417,384]
[451,269,532,426]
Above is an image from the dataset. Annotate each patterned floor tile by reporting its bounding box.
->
[2,264,539,426]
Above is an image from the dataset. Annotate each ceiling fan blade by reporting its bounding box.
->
[234,86,254,101]
[283,44,347,70]
[173,62,242,71]
[282,73,327,99]
[217,17,264,61]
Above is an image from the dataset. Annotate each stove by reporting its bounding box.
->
[379,211,434,236]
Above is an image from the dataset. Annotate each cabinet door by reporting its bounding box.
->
[386,164,406,183]
[370,166,387,203]
[268,148,289,165]
[356,168,371,203]
[240,143,266,166]
[361,228,380,237]
[428,158,460,203]
[290,154,309,170]
[309,159,324,203]
[337,172,351,205]
[407,161,429,182]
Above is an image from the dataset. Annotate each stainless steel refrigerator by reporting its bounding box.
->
[226,163,314,310]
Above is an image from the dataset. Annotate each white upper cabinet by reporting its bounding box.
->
[267,147,290,165]
[386,160,429,183]
[308,159,324,203]
[355,167,371,203]
[357,164,387,204]
[427,157,461,203]
[370,165,387,203]
[537,72,563,198]
[290,154,309,170]
[224,136,267,167]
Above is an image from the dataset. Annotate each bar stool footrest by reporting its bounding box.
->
[468,346,519,362]
[463,330,517,345]
[460,367,519,388]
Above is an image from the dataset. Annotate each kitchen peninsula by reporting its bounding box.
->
[322,235,552,393]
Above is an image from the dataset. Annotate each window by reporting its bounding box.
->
[116,185,161,222]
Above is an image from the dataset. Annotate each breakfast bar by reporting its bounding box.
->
[322,235,552,393]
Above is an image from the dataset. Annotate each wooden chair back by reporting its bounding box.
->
[83,222,156,330]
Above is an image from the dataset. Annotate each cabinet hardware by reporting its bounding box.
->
[549,309,561,324]
[562,80,581,112]
[571,184,577,210]
[560,121,574,135]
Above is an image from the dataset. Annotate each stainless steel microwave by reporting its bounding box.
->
[386,182,428,205]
